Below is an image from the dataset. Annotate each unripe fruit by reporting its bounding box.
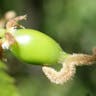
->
[9,29,67,65]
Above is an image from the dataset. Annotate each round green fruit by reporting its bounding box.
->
[10,29,66,65]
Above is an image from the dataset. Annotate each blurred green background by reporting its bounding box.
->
[0,0,96,96]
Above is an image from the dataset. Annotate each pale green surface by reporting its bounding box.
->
[10,29,66,65]
[0,28,5,38]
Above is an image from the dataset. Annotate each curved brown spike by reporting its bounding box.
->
[42,52,96,84]
[42,62,76,84]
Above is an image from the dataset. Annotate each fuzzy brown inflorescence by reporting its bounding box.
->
[42,53,96,84]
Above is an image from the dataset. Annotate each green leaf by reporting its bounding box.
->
[0,61,20,96]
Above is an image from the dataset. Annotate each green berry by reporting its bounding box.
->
[10,29,67,65]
